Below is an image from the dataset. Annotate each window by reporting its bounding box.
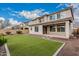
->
[35,26,39,32]
[50,25,56,32]
[38,19,41,23]
[25,28,28,30]
[30,27,32,30]
[57,24,65,32]
[21,27,23,30]
[57,13,60,19]
[50,16,52,20]
[50,14,56,20]
[60,12,67,19]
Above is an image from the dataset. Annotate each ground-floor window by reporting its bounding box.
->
[30,27,32,30]
[50,25,56,32]
[57,24,65,32]
[21,27,23,30]
[35,26,39,32]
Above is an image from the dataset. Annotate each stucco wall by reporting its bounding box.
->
[29,21,73,39]
[29,25,43,35]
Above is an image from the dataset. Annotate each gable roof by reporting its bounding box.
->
[31,7,73,21]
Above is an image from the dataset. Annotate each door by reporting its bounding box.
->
[43,26,47,34]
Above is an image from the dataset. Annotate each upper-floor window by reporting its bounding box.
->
[50,14,56,20]
[50,16,52,20]
[57,13,60,19]
[38,19,41,23]
[60,12,67,19]
[30,27,32,30]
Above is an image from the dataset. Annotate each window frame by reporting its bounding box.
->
[35,26,39,32]
[57,24,65,32]
[60,12,67,19]
[50,25,56,32]
[50,14,57,20]
[57,13,60,19]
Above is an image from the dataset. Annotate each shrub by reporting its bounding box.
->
[0,35,7,46]
[6,31,11,35]
[16,30,23,34]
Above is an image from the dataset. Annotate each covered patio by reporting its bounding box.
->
[42,19,73,39]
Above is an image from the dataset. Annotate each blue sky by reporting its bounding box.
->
[0,3,68,22]
[0,3,79,26]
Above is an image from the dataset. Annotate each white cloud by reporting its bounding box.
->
[7,7,12,11]
[56,4,64,8]
[11,14,16,16]
[8,18,21,26]
[1,7,12,11]
[0,17,5,21]
[11,13,21,18]
[0,17,5,24]
[3,7,20,18]
[19,9,49,20]
[66,4,79,22]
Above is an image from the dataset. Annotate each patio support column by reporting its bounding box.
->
[70,22,73,35]
[65,21,70,39]
[55,25,57,32]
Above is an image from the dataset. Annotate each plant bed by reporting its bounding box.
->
[0,35,7,56]
[0,35,7,46]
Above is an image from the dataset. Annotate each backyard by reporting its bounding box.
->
[5,34,62,56]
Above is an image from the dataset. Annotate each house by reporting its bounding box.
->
[28,7,74,39]
[18,22,29,33]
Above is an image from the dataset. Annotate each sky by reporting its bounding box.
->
[0,3,79,26]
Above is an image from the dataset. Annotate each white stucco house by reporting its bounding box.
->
[28,7,74,39]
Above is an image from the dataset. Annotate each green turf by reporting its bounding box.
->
[5,34,62,56]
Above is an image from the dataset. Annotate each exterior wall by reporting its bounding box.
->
[28,9,73,26]
[70,22,74,35]
[65,21,72,38]
[29,21,73,39]
[28,8,73,39]
[29,25,43,35]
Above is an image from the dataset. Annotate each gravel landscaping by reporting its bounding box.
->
[0,45,7,56]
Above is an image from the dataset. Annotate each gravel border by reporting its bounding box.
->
[5,44,10,56]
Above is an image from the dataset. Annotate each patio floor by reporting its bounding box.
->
[43,34,66,39]
[45,37,79,56]
[56,38,79,56]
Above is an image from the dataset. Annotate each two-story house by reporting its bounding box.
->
[28,7,74,39]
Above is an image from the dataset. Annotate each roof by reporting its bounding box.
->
[28,17,73,26]
[31,7,73,21]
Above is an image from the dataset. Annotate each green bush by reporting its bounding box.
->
[16,30,23,34]
[0,35,7,46]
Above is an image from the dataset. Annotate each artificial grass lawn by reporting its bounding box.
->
[5,34,62,56]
